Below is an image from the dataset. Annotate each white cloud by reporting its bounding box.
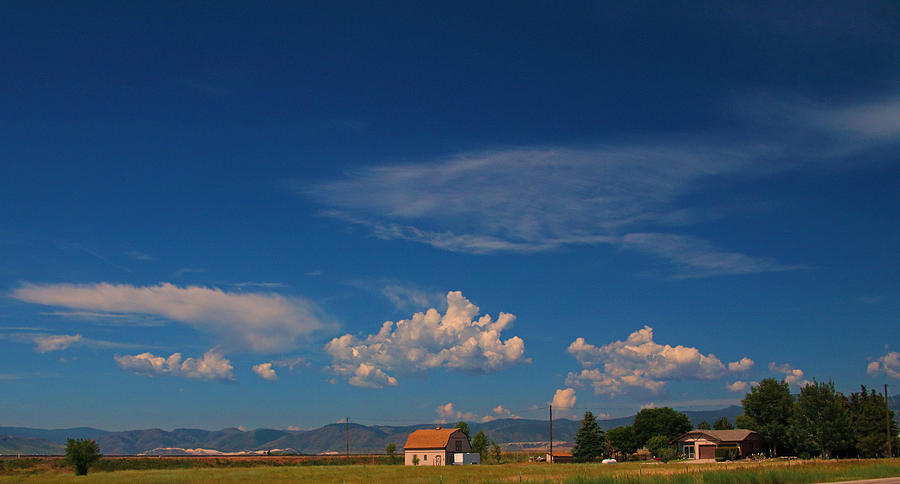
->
[252,363,278,382]
[287,425,302,431]
[552,388,577,410]
[435,402,477,423]
[640,402,657,410]
[867,352,900,379]
[13,282,324,353]
[565,326,752,396]
[727,380,749,392]
[325,291,529,388]
[125,250,153,261]
[490,405,520,420]
[33,334,83,353]
[728,357,755,372]
[114,349,235,382]
[768,362,811,387]
[303,92,900,278]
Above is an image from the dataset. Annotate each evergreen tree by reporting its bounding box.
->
[572,411,605,462]
[632,407,692,447]
[741,378,794,456]
[789,380,851,458]
[849,385,898,457]
[697,420,711,430]
[713,417,734,430]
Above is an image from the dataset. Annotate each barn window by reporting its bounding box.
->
[456,440,462,451]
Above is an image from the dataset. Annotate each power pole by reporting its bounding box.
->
[346,417,350,459]
[886,384,893,458]
[549,404,553,464]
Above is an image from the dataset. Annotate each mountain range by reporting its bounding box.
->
[0,406,746,455]
[2,397,897,456]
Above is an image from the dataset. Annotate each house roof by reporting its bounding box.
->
[673,429,757,443]
[403,428,464,450]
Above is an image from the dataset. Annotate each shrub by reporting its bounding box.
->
[715,446,739,461]
[65,438,101,475]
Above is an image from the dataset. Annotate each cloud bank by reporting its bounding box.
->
[325,291,528,388]
[565,326,753,396]
[867,351,900,379]
[12,282,324,353]
[114,349,234,382]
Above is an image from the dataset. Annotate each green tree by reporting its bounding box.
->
[65,438,101,476]
[385,443,397,464]
[697,420,711,430]
[735,413,756,430]
[412,454,420,466]
[741,378,794,456]
[471,430,489,461]
[849,385,898,457]
[455,421,471,446]
[606,425,639,455]
[632,407,691,447]
[713,417,734,430]
[645,435,670,457]
[789,380,851,458]
[572,411,605,462]
[490,441,502,463]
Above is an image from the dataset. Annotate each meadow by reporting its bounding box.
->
[1,457,899,483]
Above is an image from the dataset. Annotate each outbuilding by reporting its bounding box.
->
[403,427,473,466]
[671,429,764,460]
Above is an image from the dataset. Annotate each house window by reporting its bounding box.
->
[684,444,695,459]
[456,440,462,451]
[424,454,427,461]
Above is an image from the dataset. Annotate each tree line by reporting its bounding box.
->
[570,380,898,462]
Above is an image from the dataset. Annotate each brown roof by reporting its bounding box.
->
[404,428,465,450]
[673,429,757,443]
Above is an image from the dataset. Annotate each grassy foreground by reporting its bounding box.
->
[1,458,899,483]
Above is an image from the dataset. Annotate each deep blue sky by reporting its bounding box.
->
[2,1,899,431]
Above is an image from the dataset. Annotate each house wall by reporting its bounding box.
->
[405,450,448,466]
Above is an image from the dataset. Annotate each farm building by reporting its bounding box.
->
[671,429,764,460]
[545,451,573,463]
[403,427,473,466]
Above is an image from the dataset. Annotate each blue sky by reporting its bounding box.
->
[2,1,899,431]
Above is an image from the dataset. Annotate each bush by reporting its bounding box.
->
[65,438,101,475]
[715,446,739,461]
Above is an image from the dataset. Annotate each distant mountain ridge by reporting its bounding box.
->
[0,405,746,455]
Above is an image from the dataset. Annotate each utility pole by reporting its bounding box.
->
[886,384,893,458]
[549,404,553,464]
[346,417,350,459]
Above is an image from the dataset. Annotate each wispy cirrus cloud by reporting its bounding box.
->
[303,92,900,278]
[12,282,326,353]
[0,331,143,353]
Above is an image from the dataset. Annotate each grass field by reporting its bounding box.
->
[1,457,899,483]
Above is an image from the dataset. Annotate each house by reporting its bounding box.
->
[403,427,473,466]
[671,429,764,460]
[545,451,573,463]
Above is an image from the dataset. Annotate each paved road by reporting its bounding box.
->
[816,478,900,484]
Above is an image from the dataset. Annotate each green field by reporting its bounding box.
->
[2,458,899,483]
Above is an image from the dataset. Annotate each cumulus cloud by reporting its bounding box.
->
[252,363,278,382]
[728,358,755,372]
[867,352,900,379]
[552,388,577,410]
[769,362,811,387]
[565,326,752,396]
[727,380,749,392]
[12,282,325,352]
[114,349,234,382]
[435,402,477,423]
[488,405,521,421]
[325,291,529,388]
[32,334,83,353]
